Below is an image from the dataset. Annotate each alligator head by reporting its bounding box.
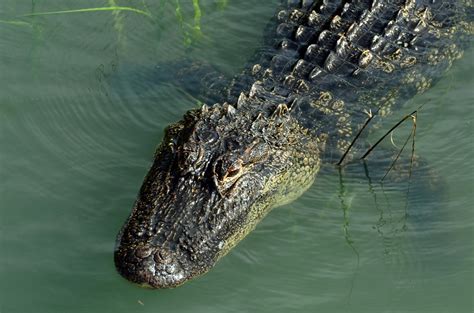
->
[114,102,323,288]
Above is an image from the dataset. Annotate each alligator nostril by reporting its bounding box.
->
[154,250,173,264]
[115,244,199,288]
[134,246,153,258]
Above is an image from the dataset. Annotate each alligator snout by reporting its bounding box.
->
[114,244,189,288]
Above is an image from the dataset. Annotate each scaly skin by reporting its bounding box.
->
[115,0,472,288]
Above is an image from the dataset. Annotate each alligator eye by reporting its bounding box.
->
[213,158,242,182]
[226,166,240,178]
[224,158,243,180]
[212,158,244,195]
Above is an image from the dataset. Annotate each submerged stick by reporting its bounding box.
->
[360,110,419,160]
[337,108,378,165]
[381,113,417,181]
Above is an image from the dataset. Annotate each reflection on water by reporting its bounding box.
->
[1,1,473,313]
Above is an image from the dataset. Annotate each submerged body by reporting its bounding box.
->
[115,0,471,288]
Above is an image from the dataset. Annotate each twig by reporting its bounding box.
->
[381,113,417,181]
[360,110,418,160]
[337,108,378,165]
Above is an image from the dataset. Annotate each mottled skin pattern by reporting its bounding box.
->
[115,0,472,288]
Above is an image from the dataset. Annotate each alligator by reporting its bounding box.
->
[114,0,472,288]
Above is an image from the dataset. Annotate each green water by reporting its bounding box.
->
[1,1,473,312]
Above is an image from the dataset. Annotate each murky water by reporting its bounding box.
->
[1,1,473,313]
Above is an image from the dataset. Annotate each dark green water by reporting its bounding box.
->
[1,1,473,312]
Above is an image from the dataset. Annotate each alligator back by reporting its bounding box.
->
[226,0,471,153]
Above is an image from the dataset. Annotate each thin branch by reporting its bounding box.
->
[337,108,378,166]
[360,110,418,160]
[381,113,417,181]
